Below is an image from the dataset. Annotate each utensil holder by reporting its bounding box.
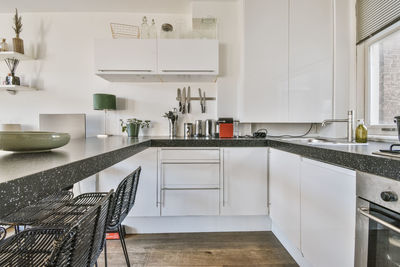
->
[169,120,177,137]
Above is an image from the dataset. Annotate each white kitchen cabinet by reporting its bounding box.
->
[288,0,333,122]
[157,39,219,75]
[161,189,220,216]
[98,148,159,217]
[269,149,301,251]
[238,0,289,123]
[94,39,157,74]
[159,148,221,216]
[238,0,333,123]
[300,158,355,267]
[220,148,268,216]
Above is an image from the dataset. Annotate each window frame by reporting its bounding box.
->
[364,21,400,135]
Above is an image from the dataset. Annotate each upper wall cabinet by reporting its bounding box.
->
[95,39,157,74]
[288,0,333,122]
[94,39,219,82]
[238,0,333,123]
[158,40,219,75]
[238,0,289,123]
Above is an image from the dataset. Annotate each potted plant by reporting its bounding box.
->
[12,8,24,54]
[120,118,151,137]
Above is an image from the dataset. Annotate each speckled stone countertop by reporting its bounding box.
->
[0,135,399,216]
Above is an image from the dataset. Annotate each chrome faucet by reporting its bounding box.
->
[321,110,354,142]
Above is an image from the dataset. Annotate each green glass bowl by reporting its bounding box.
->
[0,131,71,152]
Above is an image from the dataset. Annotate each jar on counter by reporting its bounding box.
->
[355,119,368,143]
[0,39,8,52]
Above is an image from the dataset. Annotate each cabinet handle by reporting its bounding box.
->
[221,149,226,207]
[97,69,153,72]
[161,70,215,73]
[161,187,220,191]
[358,207,400,234]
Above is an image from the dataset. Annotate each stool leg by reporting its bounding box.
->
[118,225,130,267]
[104,240,108,267]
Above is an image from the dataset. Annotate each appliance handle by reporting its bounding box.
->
[358,207,400,234]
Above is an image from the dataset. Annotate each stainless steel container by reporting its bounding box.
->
[194,120,203,137]
[205,119,216,137]
[184,123,193,138]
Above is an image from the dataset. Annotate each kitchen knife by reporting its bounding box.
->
[203,91,206,113]
[177,88,182,112]
[187,86,191,113]
[182,87,186,114]
[198,88,203,113]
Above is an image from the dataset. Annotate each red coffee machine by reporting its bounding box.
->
[218,118,234,138]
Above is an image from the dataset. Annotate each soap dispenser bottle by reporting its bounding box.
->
[356,119,368,143]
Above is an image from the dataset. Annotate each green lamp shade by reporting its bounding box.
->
[93,94,116,110]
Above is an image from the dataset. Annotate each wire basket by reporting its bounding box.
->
[110,23,140,39]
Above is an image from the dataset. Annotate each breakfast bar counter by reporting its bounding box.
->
[0,136,399,217]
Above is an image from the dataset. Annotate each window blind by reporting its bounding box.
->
[356,0,400,44]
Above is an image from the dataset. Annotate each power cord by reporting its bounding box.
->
[253,124,315,138]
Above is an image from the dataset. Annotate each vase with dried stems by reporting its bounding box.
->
[12,8,24,54]
[5,58,20,85]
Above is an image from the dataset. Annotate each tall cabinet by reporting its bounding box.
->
[238,0,333,123]
[238,0,289,123]
[288,0,333,122]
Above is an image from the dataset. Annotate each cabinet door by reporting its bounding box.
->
[98,148,159,217]
[160,162,220,216]
[238,0,289,123]
[161,189,220,216]
[269,149,301,250]
[94,39,157,74]
[300,158,355,267]
[220,148,268,216]
[288,0,333,122]
[158,39,219,74]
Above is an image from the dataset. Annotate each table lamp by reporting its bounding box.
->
[93,93,116,137]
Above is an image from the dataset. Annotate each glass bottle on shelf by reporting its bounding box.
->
[0,39,8,52]
[355,119,368,143]
[149,19,157,39]
[141,16,149,39]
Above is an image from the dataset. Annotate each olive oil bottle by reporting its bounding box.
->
[356,119,368,143]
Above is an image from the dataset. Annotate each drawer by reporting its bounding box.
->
[162,163,220,187]
[161,189,220,216]
[160,149,220,161]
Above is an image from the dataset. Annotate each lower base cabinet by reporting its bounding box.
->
[221,148,269,216]
[300,158,356,267]
[269,149,301,250]
[269,149,356,267]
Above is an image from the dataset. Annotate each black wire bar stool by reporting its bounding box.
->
[0,190,74,234]
[0,190,113,266]
[104,166,141,267]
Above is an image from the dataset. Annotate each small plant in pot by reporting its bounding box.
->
[120,118,151,137]
[12,8,24,54]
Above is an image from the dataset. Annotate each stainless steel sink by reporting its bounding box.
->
[280,137,368,146]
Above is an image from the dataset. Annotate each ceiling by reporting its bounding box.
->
[0,0,195,14]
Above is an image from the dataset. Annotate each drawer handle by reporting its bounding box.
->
[161,70,215,73]
[98,69,153,72]
[161,187,220,191]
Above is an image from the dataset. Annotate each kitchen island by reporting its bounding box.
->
[0,136,399,216]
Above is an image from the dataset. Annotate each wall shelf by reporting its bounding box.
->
[0,85,36,95]
[0,52,34,61]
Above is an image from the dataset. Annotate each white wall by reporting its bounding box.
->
[0,0,355,138]
[0,12,217,137]
[192,0,240,118]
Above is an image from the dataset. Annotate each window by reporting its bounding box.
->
[366,24,400,130]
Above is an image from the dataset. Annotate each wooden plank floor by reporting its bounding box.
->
[97,231,298,267]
